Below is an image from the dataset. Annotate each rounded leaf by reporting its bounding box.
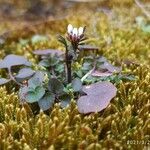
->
[0,55,31,69]
[26,86,45,103]
[77,94,114,114]
[82,81,117,96]
[33,49,64,56]
[15,68,35,81]
[28,71,45,89]
[77,81,117,114]
[48,78,64,95]
[38,93,55,111]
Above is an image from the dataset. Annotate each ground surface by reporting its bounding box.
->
[0,0,149,149]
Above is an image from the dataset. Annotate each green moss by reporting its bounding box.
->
[0,65,149,149]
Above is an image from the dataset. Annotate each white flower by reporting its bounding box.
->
[67,24,85,42]
[73,28,78,36]
[67,24,73,34]
[78,27,84,36]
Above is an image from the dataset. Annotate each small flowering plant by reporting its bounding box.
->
[0,24,135,114]
[58,24,86,83]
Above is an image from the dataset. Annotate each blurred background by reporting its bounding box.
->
[0,0,149,40]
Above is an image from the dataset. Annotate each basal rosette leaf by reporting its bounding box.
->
[48,78,64,95]
[15,68,35,81]
[33,49,64,56]
[0,54,31,69]
[77,81,117,114]
[38,93,55,111]
[26,86,45,103]
[28,71,45,89]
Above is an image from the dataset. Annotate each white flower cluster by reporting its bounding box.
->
[67,24,85,42]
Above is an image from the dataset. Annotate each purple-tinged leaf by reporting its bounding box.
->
[100,62,121,73]
[77,81,117,114]
[91,70,112,77]
[33,49,64,56]
[15,68,35,81]
[78,45,99,51]
[0,78,11,85]
[82,81,117,96]
[0,55,31,69]
[38,93,55,111]
[77,95,111,114]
